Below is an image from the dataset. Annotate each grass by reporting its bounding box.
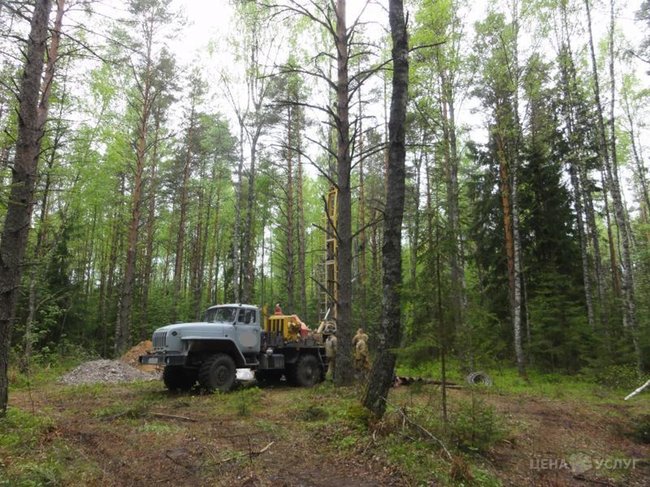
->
[8,354,93,391]
[0,408,103,486]
[0,407,54,452]
[138,421,182,434]
[3,358,649,486]
[397,359,647,406]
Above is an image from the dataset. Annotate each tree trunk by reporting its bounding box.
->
[0,0,53,416]
[511,151,526,378]
[357,87,368,327]
[285,105,295,311]
[496,134,524,377]
[22,0,66,367]
[232,121,245,302]
[585,0,639,364]
[582,164,609,329]
[24,112,66,371]
[362,0,408,417]
[622,94,650,216]
[140,106,162,338]
[607,0,639,364]
[173,108,195,322]
[334,0,354,386]
[297,133,307,318]
[115,12,156,355]
[557,24,596,330]
[569,163,595,329]
[439,63,465,356]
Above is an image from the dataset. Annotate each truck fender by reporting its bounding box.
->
[183,338,247,368]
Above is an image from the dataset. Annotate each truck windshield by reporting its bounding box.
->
[205,307,237,323]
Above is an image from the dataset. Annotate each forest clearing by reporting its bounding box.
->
[2,360,650,486]
[2,0,650,485]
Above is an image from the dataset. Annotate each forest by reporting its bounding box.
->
[1,0,650,412]
[2,1,650,485]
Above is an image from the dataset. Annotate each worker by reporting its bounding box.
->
[352,327,368,347]
[353,328,370,377]
[274,303,283,315]
[325,331,337,381]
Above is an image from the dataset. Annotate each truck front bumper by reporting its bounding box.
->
[139,352,186,366]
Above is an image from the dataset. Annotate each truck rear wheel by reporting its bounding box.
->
[291,354,321,387]
[199,353,236,392]
[163,366,196,392]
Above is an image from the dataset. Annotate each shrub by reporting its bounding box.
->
[233,386,262,417]
[591,364,642,390]
[449,397,505,453]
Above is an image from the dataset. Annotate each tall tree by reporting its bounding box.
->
[171,71,205,321]
[222,1,279,303]
[115,0,174,354]
[584,0,640,366]
[22,0,67,370]
[0,0,54,416]
[474,8,526,377]
[363,0,408,417]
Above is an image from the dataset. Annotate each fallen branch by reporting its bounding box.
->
[151,412,197,422]
[164,450,194,470]
[258,441,274,454]
[624,379,650,401]
[216,441,275,465]
[393,376,461,388]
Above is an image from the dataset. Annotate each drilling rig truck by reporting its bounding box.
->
[139,304,328,392]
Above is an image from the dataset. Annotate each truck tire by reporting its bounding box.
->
[291,354,321,387]
[163,365,196,392]
[199,353,236,392]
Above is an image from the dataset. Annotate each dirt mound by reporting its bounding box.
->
[121,340,157,373]
[59,359,159,385]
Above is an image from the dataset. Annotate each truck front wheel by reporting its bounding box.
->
[163,365,196,392]
[199,353,236,392]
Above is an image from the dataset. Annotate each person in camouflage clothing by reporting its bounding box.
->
[325,332,337,381]
[352,328,370,376]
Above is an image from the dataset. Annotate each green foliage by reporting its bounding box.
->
[94,399,152,419]
[232,386,262,417]
[8,350,95,390]
[296,405,329,422]
[383,436,448,484]
[588,364,644,390]
[527,271,591,372]
[344,402,372,429]
[0,408,54,452]
[449,397,505,454]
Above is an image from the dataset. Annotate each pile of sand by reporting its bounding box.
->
[121,340,157,373]
[59,359,158,385]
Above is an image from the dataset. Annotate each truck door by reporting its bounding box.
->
[235,308,260,354]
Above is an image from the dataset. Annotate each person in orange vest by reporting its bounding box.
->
[274,303,283,315]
